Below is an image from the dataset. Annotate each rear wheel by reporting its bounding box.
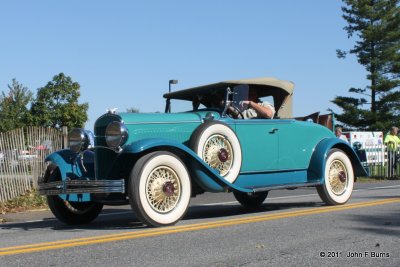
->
[233,191,268,208]
[128,151,191,227]
[317,149,354,205]
[46,168,103,225]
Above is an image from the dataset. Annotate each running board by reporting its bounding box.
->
[250,182,321,193]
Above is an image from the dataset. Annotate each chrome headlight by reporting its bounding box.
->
[69,128,91,153]
[105,121,128,148]
[353,141,362,150]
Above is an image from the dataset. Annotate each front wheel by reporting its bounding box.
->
[128,151,191,227]
[317,149,354,205]
[46,169,103,225]
[233,191,268,208]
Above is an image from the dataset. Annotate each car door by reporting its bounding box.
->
[234,119,279,172]
[277,120,333,170]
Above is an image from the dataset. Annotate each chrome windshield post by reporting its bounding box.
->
[222,87,233,117]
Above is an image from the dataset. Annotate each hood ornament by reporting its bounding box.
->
[107,108,118,114]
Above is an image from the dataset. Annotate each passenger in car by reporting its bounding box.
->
[239,89,275,119]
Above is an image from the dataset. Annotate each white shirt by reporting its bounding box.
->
[338,134,348,143]
[242,101,275,119]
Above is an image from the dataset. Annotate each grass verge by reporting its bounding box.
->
[357,176,399,182]
[0,190,48,218]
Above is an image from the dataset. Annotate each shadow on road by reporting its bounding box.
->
[0,201,323,231]
[344,196,400,237]
[185,201,322,220]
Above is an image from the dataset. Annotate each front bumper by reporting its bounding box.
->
[38,179,125,196]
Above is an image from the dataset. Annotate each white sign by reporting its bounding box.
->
[344,131,384,164]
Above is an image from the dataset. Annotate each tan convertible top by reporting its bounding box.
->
[163,77,295,118]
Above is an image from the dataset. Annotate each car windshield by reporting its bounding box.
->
[232,85,249,113]
[231,84,275,114]
[167,90,226,113]
[169,98,207,112]
[165,84,276,115]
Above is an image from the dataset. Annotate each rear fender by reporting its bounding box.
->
[123,138,251,193]
[308,138,369,183]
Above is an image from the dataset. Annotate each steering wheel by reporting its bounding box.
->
[229,104,244,119]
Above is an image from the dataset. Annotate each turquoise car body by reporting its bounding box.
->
[44,107,367,202]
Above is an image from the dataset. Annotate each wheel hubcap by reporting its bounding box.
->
[202,134,233,176]
[338,171,347,183]
[163,181,175,197]
[328,160,348,195]
[218,148,229,162]
[146,166,181,213]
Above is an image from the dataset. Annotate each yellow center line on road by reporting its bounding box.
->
[1,197,399,256]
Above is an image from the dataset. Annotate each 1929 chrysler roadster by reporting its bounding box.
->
[38,77,368,227]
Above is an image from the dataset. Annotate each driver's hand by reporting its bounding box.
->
[239,100,250,109]
[227,106,239,118]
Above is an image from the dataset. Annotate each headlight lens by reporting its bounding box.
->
[353,141,362,150]
[105,121,128,148]
[69,128,91,153]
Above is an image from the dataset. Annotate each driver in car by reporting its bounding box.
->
[239,89,275,119]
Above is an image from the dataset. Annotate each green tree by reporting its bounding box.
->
[333,0,400,130]
[30,73,88,129]
[0,79,33,132]
[126,107,140,113]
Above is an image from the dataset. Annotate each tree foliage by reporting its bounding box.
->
[0,79,33,132]
[29,73,89,129]
[126,107,140,113]
[333,0,400,130]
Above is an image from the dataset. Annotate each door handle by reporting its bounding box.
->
[269,128,278,134]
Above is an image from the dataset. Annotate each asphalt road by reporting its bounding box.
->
[0,181,399,267]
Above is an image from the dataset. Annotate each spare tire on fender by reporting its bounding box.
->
[189,121,242,183]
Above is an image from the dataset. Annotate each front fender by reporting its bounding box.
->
[308,138,369,183]
[44,149,95,181]
[43,150,94,202]
[123,138,251,193]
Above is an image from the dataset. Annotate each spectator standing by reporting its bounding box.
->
[335,126,349,143]
[384,126,400,177]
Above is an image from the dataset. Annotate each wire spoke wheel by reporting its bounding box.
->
[190,121,242,183]
[146,166,181,213]
[328,160,348,195]
[129,151,191,227]
[203,134,233,176]
[317,149,354,205]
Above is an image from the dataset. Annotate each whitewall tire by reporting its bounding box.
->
[129,151,191,227]
[317,149,354,205]
[190,121,242,183]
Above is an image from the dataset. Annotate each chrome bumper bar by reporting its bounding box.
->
[38,179,125,195]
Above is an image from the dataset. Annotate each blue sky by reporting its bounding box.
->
[0,1,366,129]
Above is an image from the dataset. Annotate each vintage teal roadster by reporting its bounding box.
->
[38,77,368,227]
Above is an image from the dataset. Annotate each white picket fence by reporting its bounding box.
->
[0,127,65,202]
[361,144,400,178]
